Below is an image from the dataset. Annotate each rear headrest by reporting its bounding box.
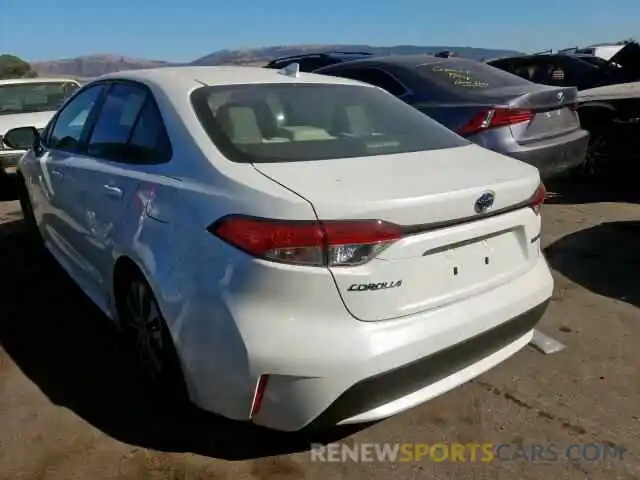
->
[332,104,373,136]
[217,103,262,143]
[216,100,278,139]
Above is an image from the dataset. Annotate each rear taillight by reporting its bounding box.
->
[529,183,546,214]
[460,108,534,136]
[209,215,404,267]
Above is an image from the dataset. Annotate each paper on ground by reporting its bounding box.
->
[530,329,566,354]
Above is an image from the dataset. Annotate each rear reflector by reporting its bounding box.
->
[530,183,546,214]
[249,374,269,419]
[460,108,534,136]
[210,215,404,267]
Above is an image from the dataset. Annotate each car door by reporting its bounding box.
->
[70,81,172,290]
[35,83,108,278]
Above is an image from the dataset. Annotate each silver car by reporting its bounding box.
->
[314,55,590,180]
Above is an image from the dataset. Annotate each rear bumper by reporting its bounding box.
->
[508,129,590,180]
[176,251,554,432]
[308,299,548,429]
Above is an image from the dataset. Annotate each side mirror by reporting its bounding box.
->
[3,126,40,151]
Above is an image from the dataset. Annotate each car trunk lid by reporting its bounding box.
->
[253,143,544,321]
[471,84,581,144]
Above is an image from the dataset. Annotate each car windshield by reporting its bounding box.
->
[415,58,532,90]
[191,83,469,163]
[0,81,80,116]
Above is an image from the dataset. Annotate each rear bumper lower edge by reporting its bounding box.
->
[306,299,549,429]
[510,130,589,180]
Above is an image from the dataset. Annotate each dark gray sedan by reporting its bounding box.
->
[313,55,589,180]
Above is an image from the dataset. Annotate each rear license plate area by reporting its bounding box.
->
[423,228,527,289]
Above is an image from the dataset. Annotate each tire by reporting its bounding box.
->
[581,129,614,179]
[576,108,616,181]
[17,176,39,234]
[115,269,189,404]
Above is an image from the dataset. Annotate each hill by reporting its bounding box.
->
[32,44,523,77]
[32,53,177,78]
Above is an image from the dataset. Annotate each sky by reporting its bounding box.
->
[1,0,639,62]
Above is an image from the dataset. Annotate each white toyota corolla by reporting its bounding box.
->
[3,65,553,432]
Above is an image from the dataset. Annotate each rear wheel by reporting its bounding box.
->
[115,269,189,403]
[577,108,616,180]
[581,129,614,178]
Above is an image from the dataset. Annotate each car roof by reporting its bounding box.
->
[491,53,591,62]
[267,51,372,65]
[317,54,469,70]
[0,77,80,86]
[96,66,370,94]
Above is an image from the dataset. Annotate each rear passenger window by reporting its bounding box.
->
[86,82,171,164]
[128,100,172,162]
[87,84,146,159]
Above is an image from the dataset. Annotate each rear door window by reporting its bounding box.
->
[86,82,171,163]
[415,58,532,91]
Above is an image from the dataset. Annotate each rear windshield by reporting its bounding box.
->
[415,58,532,91]
[574,55,610,68]
[190,83,469,163]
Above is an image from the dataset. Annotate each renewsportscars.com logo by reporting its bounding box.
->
[310,442,627,463]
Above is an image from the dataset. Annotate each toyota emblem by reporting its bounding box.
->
[474,191,495,214]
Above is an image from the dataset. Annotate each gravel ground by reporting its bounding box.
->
[0,180,638,480]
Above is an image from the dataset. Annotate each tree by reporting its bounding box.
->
[616,38,638,45]
[0,54,38,79]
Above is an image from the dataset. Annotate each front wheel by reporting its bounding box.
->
[17,176,39,234]
[580,129,613,179]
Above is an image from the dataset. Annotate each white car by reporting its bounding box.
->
[3,65,553,432]
[0,77,80,178]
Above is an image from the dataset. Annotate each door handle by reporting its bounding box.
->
[50,168,64,178]
[103,184,123,198]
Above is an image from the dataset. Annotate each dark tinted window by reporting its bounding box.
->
[575,55,609,67]
[511,60,540,81]
[48,84,106,152]
[531,57,593,86]
[416,58,532,90]
[337,68,407,96]
[486,59,514,71]
[87,83,146,159]
[191,83,468,164]
[85,82,171,164]
[127,99,172,162]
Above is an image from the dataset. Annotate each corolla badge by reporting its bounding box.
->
[474,191,495,214]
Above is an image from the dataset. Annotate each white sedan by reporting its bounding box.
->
[0,77,80,176]
[3,65,553,432]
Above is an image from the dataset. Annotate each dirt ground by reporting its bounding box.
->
[0,180,639,480]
